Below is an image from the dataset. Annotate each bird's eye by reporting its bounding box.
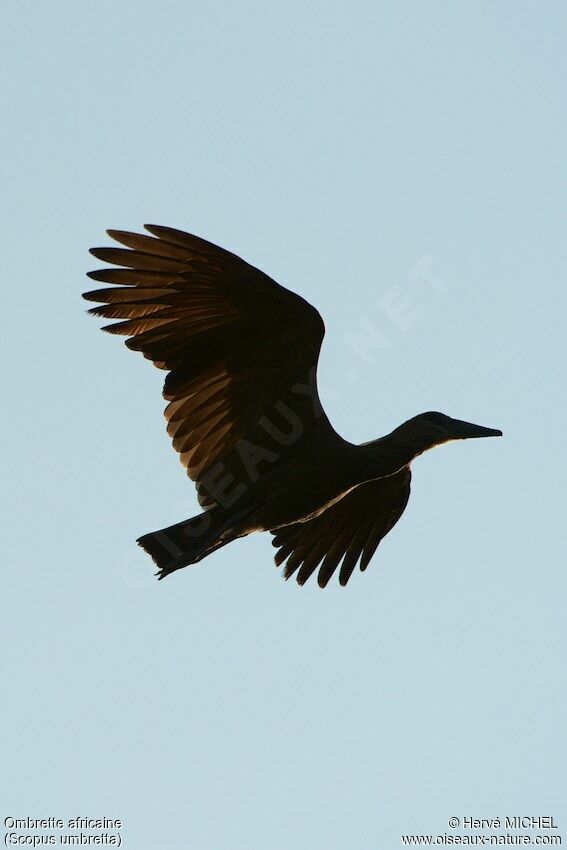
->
[423,412,446,426]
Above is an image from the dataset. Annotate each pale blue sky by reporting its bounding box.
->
[2,1,566,847]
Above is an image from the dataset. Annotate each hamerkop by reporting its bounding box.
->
[84,225,502,587]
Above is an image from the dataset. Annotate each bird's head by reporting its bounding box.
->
[395,411,502,455]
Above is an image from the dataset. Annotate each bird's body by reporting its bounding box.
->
[84,225,501,587]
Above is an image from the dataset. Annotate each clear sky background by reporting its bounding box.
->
[2,2,565,847]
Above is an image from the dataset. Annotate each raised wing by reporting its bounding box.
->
[272,468,411,587]
[84,225,334,509]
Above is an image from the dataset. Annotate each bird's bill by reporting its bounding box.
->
[449,418,503,439]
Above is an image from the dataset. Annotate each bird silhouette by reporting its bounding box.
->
[84,225,502,587]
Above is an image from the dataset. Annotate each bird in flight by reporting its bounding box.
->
[84,225,502,587]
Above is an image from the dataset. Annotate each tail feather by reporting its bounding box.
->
[137,511,225,580]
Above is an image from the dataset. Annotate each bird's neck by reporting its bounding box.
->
[357,432,426,480]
